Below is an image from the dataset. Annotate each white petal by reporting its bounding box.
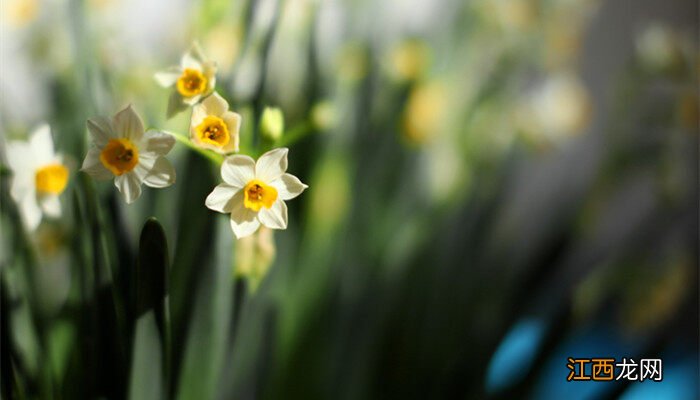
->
[18,193,42,231]
[182,42,206,68]
[142,157,176,188]
[39,195,61,217]
[255,148,288,182]
[205,184,239,213]
[86,116,114,147]
[114,172,142,204]
[229,191,260,239]
[182,94,202,106]
[221,155,256,187]
[6,141,33,172]
[144,130,175,155]
[154,66,182,87]
[271,173,308,200]
[112,105,144,142]
[81,147,113,180]
[203,63,217,92]
[9,170,33,203]
[258,200,288,230]
[201,92,228,116]
[29,124,55,163]
[131,152,158,182]
[222,112,241,153]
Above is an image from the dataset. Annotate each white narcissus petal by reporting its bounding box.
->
[229,190,261,239]
[205,184,239,213]
[6,141,33,175]
[271,173,308,200]
[40,196,61,217]
[114,172,142,204]
[182,42,206,67]
[18,193,42,231]
[154,67,182,87]
[113,105,144,142]
[221,155,256,188]
[258,200,288,230]
[87,116,114,147]
[202,63,217,92]
[222,112,242,153]
[145,130,176,155]
[255,148,288,182]
[29,124,55,164]
[201,92,228,116]
[142,157,176,188]
[182,94,202,106]
[81,147,113,180]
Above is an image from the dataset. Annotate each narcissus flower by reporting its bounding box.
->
[155,43,217,117]
[5,124,69,230]
[206,148,307,239]
[81,105,176,204]
[189,92,241,154]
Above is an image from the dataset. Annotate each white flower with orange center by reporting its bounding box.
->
[189,92,241,154]
[155,43,217,117]
[81,105,177,204]
[5,124,69,230]
[205,148,308,239]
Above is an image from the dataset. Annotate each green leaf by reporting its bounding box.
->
[135,218,169,337]
[176,217,233,400]
[128,311,164,400]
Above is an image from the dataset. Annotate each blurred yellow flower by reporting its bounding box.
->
[5,124,68,230]
[402,81,448,144]
[206,148,307,239]
[388,39,430,82]
[81,105,177,204]
[3,0,38,28]
[155,43,218,118]
[189,93,241,154]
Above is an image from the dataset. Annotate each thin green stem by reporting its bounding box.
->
[165,131,224,165]
[276,122,315,148]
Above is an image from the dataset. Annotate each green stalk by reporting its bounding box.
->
[165,131,224,166]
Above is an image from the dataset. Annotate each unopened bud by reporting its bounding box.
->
[259,107,284,141]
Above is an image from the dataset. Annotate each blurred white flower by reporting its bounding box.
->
[190,93,241,154]
[81,105,176,204]
[521,73,591,142]
[155,43,217,117]
[5,124,68,230]
[636,24,680,72]
[206,148,307,239]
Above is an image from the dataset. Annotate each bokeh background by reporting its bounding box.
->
[0,0,698,399]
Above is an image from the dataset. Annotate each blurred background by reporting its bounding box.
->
[0,0,698,399]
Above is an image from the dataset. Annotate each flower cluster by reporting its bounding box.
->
[6,44,307,241]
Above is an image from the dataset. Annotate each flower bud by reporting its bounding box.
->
[259,107,284,141]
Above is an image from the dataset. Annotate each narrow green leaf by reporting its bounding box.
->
[176,217,233,400]
[128,311,164,400]
[134,218,171,391]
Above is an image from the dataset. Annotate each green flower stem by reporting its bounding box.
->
[165,131,224,166]
[276,122,315,148]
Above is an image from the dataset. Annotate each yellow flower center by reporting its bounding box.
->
[100,138,139,176]
[196,115,230,147]
[243,180,278,212]
[176,68,208,98]
[35,164,68,195]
